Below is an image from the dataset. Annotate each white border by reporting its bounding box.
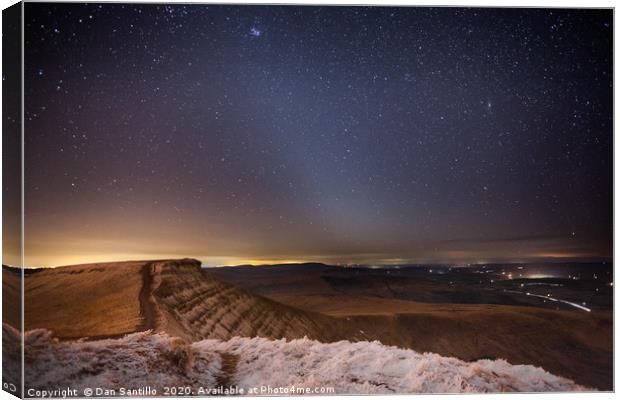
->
[0,1,615,400]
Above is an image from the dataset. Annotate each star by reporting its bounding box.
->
[17,4,612,266]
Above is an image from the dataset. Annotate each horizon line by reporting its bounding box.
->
[3,255,613,270]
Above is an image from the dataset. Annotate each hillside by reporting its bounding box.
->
[4,261,145,338]
[209,262,613,390]
[3,260,357,343]
[3,259,612,390]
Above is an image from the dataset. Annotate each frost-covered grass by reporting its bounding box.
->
[201,337,587,393]
[4,324,587,395]
[9,325,221,392]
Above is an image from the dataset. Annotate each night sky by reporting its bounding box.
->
[19,3,612,267]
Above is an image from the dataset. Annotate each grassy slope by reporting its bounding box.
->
[210,264,613,390]
[5,262,144,338]
[2,267,21,329]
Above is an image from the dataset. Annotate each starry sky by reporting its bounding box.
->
[18,3,612,267]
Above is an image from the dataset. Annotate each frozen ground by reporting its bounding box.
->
[4,324,587,395]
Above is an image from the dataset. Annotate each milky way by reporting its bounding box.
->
[17,4,612,267]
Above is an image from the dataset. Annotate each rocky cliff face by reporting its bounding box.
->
[152,259,355,342]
